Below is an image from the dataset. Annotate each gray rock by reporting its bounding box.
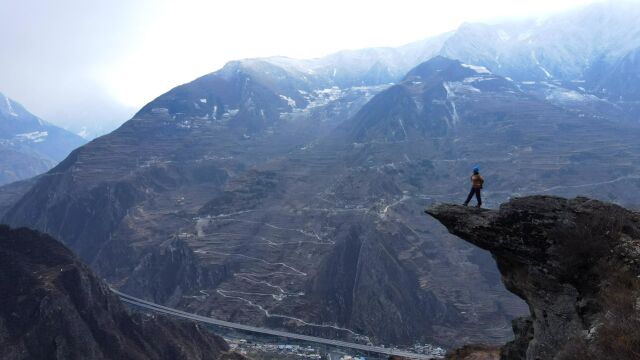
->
[427,196,640,359]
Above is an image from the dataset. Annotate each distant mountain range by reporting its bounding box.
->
[0,92,86,185]
[238,1,640,116]
[2,0,640,351]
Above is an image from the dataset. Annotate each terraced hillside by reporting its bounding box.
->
[4,55,640,349]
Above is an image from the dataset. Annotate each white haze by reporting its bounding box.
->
[0,0,618,137]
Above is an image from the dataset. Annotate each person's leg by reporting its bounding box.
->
[464,188,474,205]
[475,188,482,207]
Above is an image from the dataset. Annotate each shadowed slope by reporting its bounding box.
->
[0,225,243,360]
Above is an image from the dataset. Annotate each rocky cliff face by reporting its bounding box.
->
[427,196,640,360]
[120,238,229,306]
[0,225,243,360]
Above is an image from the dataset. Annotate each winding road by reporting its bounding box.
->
[112,289,439,359]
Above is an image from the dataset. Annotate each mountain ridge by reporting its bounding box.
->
[0,224,245,360]
[3,2,640,348]
[6,51,640,347]
[0,92,86,185]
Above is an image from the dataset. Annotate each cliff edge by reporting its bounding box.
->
[427,196,640,360]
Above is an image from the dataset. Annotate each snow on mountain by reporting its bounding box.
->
[217,2,639,112]
[438,2,640,82]
[3,95,18,117]
[461,63,491,74]
[15,131,48,143]
[0,92,86,185]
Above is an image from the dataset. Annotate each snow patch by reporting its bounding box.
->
[211,105,218,120]
[279,94,297,108]
[4,96,18,117]
[445,81,481,93]
[225,109,239,117]
[463,76,494,84]
[461,63,491,74]
[398,118,408,140]
[545,88,601,103]
[16,131,48,143]
[177,120,192,129]
[199,98,207,103]
[530,50,553,78]
[305,87,343,109]
[442,83,460,127]
[539,66,553,78]
[77,127,90,139]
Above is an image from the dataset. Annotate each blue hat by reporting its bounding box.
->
[473,165,480,172]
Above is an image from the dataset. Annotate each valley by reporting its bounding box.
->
[2,2,640,354]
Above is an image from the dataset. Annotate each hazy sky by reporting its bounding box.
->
[0,0,605,135]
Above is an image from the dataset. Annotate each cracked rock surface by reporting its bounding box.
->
[427,196,640,360]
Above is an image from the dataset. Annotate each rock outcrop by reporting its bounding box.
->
[120,238,229,306]
[0,225,243,360]
[427,196,640,360]
[445,344,501,360]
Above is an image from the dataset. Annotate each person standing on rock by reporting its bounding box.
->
[463,165,484,208]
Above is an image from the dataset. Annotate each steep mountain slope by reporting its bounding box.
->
[591,46,640,117]
[189,56,640,347]
[1,59,384,266]
[0,146,50,185]
[0,92,86,185]
[0,58,514,348]
[1,2,639,354]
[343,56,518,142]
[185,55,640,345]
[430,2,640,119]
[0,225,243,360]
[254,2,640,119]
[84,2,635,137]
[0,61,394,335]
[6,53,640,349]
[594,46,640,101]
[332,56,640,208]
[0,178,37,219]
[255,31,452,90]
[437,2,640,81]
[428,196,640,360]
[256,2,640,84]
